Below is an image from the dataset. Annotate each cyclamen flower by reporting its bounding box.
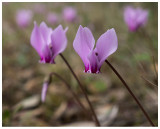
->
[47,13,58,25]
[16,9,33,28]
[33,4,46,14]
[30,21,68,64]
[63,7,77,22]
[124,6,148,32]
[73,25,118,73]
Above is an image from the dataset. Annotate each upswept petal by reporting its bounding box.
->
[124,7,135,24]
[73,25,95,67]
[124,6,138,30]
[30,21,45,57]
[96,28,118,67]
[51,25,68,59]
[136,9,148,26]
[64,27,68,33]
[39,22,52,45]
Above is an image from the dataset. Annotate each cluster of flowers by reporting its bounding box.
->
[31,22,118,74]
[16,6,77,28]
[31,21,118,101]
[31,6,148,73]
[30,6,149,102]
[17,6,148,32]
[28,5,156,126]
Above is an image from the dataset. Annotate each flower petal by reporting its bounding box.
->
[96,28,118,67]
[39,22,52,45]
[30,21,45,58]
[51,25,68,59]
[73,25,95,68]
[124,6,137,31]
[136,8,148,26]
[64,27,68,33]
[41,82,49,102]
[124,6,136,23]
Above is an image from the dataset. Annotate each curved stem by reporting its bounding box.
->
[105,60,155,126]
[60,54,100,126]
[141,75,158,88]
[152,56,158,83]
[49,72,91,119]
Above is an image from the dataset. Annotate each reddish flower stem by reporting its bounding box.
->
[60,54,100,126]
[105,60,155,126]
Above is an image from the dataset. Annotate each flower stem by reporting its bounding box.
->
[152,56,158,83]
[60,54,100,126]
[141,75,158,88]
[49,72,90,118]
[105,60,155,126]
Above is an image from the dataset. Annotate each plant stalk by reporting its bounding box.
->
[105,60,155,126]
[141,75,158,88]
[49,72,90,118]
[60,54,100,126]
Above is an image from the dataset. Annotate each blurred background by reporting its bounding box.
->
[2,2,158,126]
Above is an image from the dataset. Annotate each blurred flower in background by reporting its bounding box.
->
[47,13,59,25]
[16,9,33,28]
[63,6,77,22]
[33,3,46,14]
[124,6,148,32]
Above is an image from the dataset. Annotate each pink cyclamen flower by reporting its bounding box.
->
[124,6,148,32]
[41,82,49,102]
[30,21,68,64]
[33,4,46,14]
[63,7,77,22]
[16,9,33,28]
[47,13,58,25]
[73,25,118,74]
